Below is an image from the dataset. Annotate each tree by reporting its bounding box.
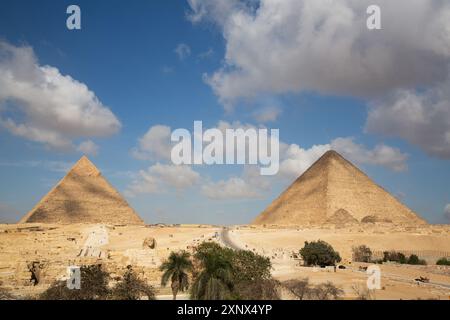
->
[309,282,343,300]
[190,242,280,300]
[110,266,156,300]
[283,279,343,300]
[40,264,110,300]
[190,246,234,300]
[160,250,193,300]
[299,240,341,266]
[436,257,450,266]
[407,254,426,265]
[283,279,310,300]
[352,245,372,263]
[383,251,407,264]
[231,250,278,300]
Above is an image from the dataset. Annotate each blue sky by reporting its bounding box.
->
[0,0,449,224]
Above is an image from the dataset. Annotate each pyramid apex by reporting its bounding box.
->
[322,149,343,159]
[70,155,101,176]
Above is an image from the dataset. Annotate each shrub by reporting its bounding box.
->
[351,284,375,300]
[40,264,110,300]
[383,251,426,265]
[283,279,343,300]
[190,242,279,300]
[407,254,426,265]
[283,279,310,300]
[299,240,341,267]
[309,282,343,300]
[383,251,407,264]
[233,279,280,300]
[352,245,372,263]
[436,257,450,266]
[110,266,156,300]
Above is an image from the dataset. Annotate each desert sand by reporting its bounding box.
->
[0,222,449,299]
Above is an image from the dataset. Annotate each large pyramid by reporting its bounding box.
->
[20,156,144,225]
[253,150,426,226]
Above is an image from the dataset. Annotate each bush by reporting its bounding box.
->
[283,279,343,300]
[407,254,426,265]
[383,251,426,265]
[383,251,407,264]
[299,240,341,267]
[190,242,279,300]
[283,279,310,300]
[40,264,110,300]
[110,266,156,300]
[436,257,450,266]
[309,282,343,300]
[352,245,372,263]
[351,284,375,300]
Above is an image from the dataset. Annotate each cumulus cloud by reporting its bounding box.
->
[279,137,408,178]
[445,204,450,221]
[366,82,450,158]
[253,106,282,123]
[189,0,450,103]
[125,163,200,196]
[174,43,191,60]
[77,140,99,156]
[128,119,407,200]
[188,0,450,157]
[201,177,261,200]
[131,125,172,161]
[279,143,331,178]
[0,41,121,151]
[331,137,408,171]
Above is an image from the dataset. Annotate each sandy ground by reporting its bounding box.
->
[1,223,449,300]
[219,225,450,300]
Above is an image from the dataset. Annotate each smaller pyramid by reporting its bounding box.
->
[20,156,144,225]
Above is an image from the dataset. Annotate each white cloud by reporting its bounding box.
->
[331,137,408,171]
[188,1,450,158]
[77,140,99,156]
[366,82,450,158]
[125,163,200,196]
[253,106,281,123]
[128,120,408,200]
[189,0,450,104]
[201,177,261,200]
[0,41,121,150]
[279,137,408,179]
[131,125,172,161]
[187,0,243,25]
[279,143,331,178]
[445,204,450,221]
[174,43,191,60]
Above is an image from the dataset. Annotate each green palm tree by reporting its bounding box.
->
[190,250,234,300]
[160,251,193,300]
